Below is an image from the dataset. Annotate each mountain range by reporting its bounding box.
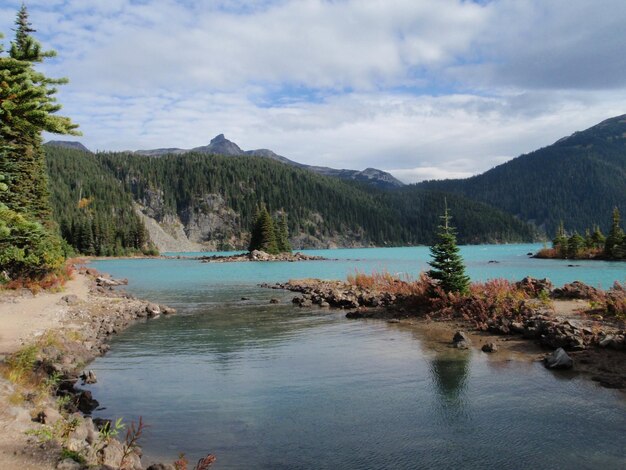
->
[47,135,404,189]
[44,114,626,253]
[138,134,405,189]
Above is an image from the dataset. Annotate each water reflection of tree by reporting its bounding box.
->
[428,350,472,424]
[429,352,470,405]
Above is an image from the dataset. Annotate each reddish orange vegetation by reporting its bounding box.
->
[346,270,626,322]
[347,270,431,297]
[535,246,603,259]
[2,263,75,293]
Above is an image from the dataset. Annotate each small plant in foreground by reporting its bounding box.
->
[98,417,125,442]
[120,417,147,468]
[174,453,217,470]
[5,345,38,384]
[60,447,86,464]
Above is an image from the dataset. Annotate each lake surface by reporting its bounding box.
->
[89,245,626,469]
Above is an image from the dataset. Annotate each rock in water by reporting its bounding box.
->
[452,331,471,349]
[481,342,498,353]
[77,390,99,414]
[544,347,573,369]
[81,370,98,384]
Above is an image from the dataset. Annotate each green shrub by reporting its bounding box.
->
[0,204,65,280]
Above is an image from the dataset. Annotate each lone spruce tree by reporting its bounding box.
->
[428,201,470,294]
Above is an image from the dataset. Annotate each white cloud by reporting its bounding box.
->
[2,0,626,181]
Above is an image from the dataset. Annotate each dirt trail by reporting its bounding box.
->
[0,274,92,470]
[0,275,90,356]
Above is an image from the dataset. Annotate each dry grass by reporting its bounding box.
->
[347,270,432,297]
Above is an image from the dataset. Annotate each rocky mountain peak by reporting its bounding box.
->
[210,134,227,144]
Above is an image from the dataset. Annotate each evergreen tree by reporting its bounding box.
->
[0,8,78,280]
[248,205,278,254]
[552,220,568,257]
[428,202,470,294]
[259,209,278,254]
[0,7,79,221]
[567,232,585,259]
[248,206,264,252]
[590,225,605,249]
[604,207,624,257]
[275,213,292,253]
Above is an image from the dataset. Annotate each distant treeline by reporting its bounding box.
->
[536,208,626,260]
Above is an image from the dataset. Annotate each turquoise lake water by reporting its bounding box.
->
[89,245,626,469]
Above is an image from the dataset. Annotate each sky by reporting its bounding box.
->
[1,0,626,183]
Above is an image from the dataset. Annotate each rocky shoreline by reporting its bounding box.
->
[266,277,626,389]
[0,268,196,470]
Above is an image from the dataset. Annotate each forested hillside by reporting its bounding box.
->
[417,115,626,235]
[45,146,538,252]
[46,146,151,255]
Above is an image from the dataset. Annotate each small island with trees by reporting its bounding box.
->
[198,205,328,262]
[535,208,626,261]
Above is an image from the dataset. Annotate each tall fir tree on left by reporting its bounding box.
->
[0,5,79,280]
[0,5,80,222]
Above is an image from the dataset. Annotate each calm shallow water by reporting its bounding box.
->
[89,245,626,469]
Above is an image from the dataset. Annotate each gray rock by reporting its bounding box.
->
[39,406,63,426]
[544,347,573,369]
[145,303,161,316]
[57,459,82,470]
[60,294,79,305]
[81,370,98,384]
[481,342,498,353]
[269,298,280,304]
[146,464,176,470]
[77,390,99,414]
[452,331,471,349]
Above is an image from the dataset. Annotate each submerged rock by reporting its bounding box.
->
[544,347,573,369]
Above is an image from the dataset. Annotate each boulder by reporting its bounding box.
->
[515,277,553,296]
[552,281,599,300]
[96,276,128,287]
[57,459,82,470]
[249,250,271,261]
[81,370,98,384]
[77,390,99,414]
[147,464,176,470]
[145,303,161,317]
[452,331,471,349]
[544,348,573,369]
[160,305,176,315]
[481,342,498,353]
